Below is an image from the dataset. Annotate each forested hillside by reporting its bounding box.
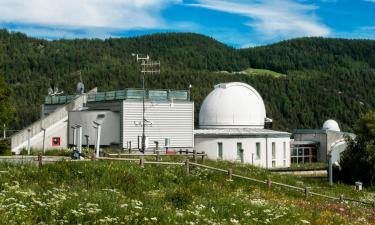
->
[0,29,374,132]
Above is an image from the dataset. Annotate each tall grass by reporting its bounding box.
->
[0,160,373,224]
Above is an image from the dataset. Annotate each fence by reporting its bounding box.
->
[105,149,206,163]
[1,154,373,210]
[95,155,375,211]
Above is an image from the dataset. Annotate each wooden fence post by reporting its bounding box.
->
[227,169,233,181]
[267,178,272,189]
[140,157,145,168]
[156,150,160,162]
[304,187,310,198]
[185,159,190,175]
[38,153,42,167]
[117,152,120,158]
[91,152,96,161]
[202,151,205,163]
[193,150,197,163]
[339,195,344,203]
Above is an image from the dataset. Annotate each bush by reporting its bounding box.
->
[165,188,192,209]
[0,139,11,156]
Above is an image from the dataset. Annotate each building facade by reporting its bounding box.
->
[194,82,291,168]
[292,120,354,164]
[11,88,194,154]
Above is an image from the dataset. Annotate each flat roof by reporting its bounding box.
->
[45,88,190,105]
[194,128,290,138]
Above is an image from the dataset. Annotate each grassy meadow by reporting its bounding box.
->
[0,159,374,225]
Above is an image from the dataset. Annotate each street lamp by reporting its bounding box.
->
[93,121,101,158]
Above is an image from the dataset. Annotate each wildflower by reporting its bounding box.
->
[230,218,239,224]
[150,217,157,221]
[300,220,310,224]
[120,204,128,208]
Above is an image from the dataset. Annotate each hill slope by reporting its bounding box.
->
[0,30,374,131]
[0,160,373,224]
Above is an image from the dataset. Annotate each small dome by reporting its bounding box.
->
[322,119,340,132]
[199,82,266,129]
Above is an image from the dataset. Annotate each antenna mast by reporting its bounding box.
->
[132,53,160,153]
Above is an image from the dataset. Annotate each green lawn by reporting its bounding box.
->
[242,68,286,78]
[0,159,373,224]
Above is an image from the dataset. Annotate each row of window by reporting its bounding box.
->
[217,141,287,160]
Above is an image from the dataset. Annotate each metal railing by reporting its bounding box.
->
[87,89,190,102]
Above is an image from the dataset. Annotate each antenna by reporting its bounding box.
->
[132,53,161,153]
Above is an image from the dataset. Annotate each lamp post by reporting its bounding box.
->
[76,125,82,153]
[71,125,77,147]
[93,121,101,158]
[132,53,160,153]
[328,153,333,186]
[41,128,46,154]
[27,128,31,155]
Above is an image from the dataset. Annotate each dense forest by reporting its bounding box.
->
[0,29,374,132]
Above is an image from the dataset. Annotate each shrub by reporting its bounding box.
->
[165,188,192,209]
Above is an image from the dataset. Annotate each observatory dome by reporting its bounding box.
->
[322,119,340,132]
[199,82,266,129]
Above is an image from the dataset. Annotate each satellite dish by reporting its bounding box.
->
[48,88,54,96]
[53,87,64,96]
[77,82,85,94]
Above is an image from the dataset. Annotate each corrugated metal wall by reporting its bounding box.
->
[122,101,194,150]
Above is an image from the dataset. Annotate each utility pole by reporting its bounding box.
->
[132,53,160,153]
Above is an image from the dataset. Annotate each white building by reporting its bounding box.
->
[292,119,354,164]
[194,82,291,168]
[11,88,194,154]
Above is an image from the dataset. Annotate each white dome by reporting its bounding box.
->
[199,82,266,129]
[322,119,340,132]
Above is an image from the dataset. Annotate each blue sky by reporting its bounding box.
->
[0,0,374,48]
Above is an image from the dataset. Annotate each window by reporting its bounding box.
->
[256,142,261,159]
[272,161,276,168]
[218,142,223,159]
[272,142,276,159]
[237,143,243,161]
[283,142,286,159]
[291,144,318,164]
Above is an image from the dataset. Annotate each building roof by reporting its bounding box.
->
[194,128,290,138]
[199,82,266,129]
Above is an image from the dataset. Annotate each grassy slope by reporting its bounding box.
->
[242,68,286,78]
[0,160,373,224]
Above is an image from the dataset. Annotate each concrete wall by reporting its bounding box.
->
[194,136,291,168]
[122,101,194,150]
[68,111,120,146]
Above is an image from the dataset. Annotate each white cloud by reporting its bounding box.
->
[364,0,375,3]
[189,0,330,40]
[0,0,181,30]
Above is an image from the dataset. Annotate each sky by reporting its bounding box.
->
[0,0,374,48]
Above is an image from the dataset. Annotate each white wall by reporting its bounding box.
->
[194,136,291,168]
[12,117,68,154]
[122,101,194,150]
[69,111,120,146]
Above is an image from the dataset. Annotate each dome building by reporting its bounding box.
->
[292,119,354,164]
[194,82,291,168]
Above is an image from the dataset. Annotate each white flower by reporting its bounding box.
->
[230,218,239,224]
[300,220,310,224]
